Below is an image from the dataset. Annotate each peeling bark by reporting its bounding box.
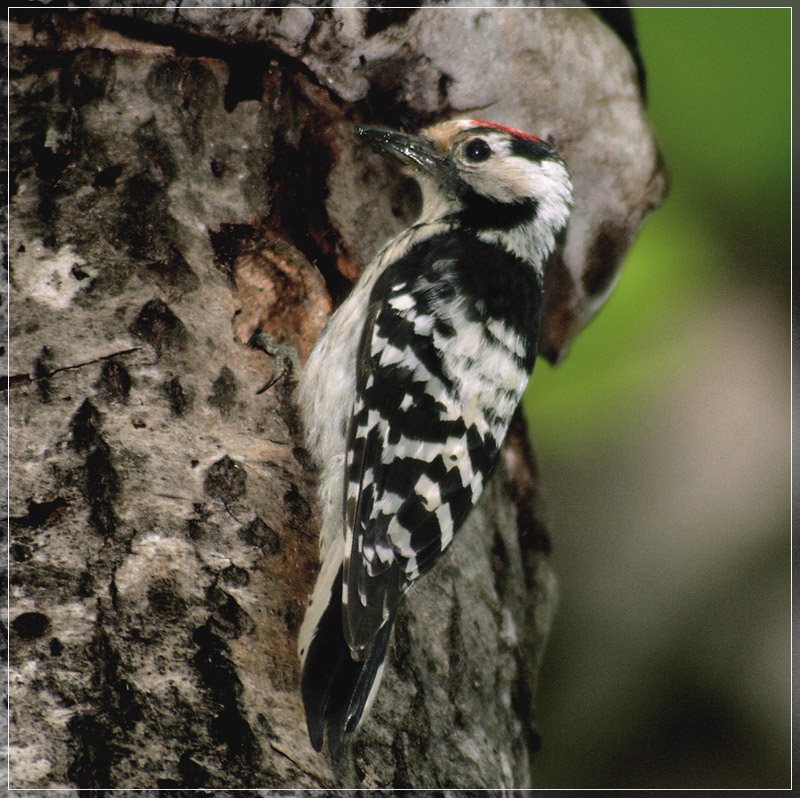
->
[7,7,664,788]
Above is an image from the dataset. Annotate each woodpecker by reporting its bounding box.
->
[296,119,572,758]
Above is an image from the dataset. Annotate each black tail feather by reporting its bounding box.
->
[300,567,392,758]
[325,621,392,759]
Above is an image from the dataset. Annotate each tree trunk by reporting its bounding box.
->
[7,7,665,788]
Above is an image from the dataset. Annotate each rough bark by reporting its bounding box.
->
[7,7,665,789]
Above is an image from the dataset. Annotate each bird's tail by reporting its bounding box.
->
[298,560,392,759]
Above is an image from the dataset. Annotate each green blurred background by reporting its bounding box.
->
[523,8,790,788]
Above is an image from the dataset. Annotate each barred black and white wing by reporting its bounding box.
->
[342,231,543,656]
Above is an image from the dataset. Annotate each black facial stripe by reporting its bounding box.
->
[509,137,558,161]
[453,191,539,231]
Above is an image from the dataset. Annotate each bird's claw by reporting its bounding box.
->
[248,331,300,393]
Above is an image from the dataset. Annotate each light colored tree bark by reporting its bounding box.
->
[7,7,664,788]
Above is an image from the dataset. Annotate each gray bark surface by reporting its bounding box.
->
[7,7,664,789]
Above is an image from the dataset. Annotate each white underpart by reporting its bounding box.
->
[297,540,343,665]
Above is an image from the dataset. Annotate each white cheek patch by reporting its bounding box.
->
[466,159,523,203]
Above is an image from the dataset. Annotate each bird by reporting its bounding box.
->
[295,118,572,758]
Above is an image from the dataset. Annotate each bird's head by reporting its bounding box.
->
[356,119,572,254]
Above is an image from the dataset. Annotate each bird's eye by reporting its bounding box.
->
[464,138,491,162]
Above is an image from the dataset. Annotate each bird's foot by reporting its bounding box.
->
[248,331,300,394]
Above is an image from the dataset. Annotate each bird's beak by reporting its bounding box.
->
[355,125,446,175]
